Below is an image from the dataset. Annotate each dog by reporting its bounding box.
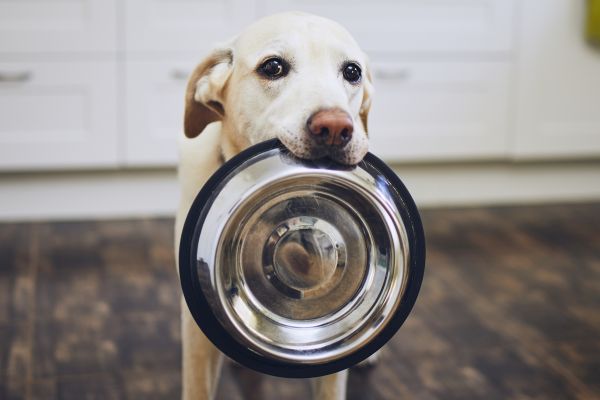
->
[175,12,374,400]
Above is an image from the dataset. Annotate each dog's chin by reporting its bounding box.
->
[278,134,368,166]
[328,144,369,166]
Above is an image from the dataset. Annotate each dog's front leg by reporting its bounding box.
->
[181,299,223,400]
[310,370,349,400]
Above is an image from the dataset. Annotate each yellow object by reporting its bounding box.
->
[587,0,600,45]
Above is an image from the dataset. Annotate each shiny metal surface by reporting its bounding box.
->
[194,149,410,365]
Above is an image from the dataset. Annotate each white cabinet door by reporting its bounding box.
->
[514,0,600,159]
[0,0,117,53]
[259,0,516,53]
[124,0,256,53]
[0,61,118,170]
[124,59,194,166]
[368,61,511,161]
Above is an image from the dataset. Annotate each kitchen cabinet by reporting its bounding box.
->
[0,0,598,170]
[0,0,117,53]
[259,0,516,54]
[514,0,600,159]
[123,0,256,53]
[0,61,119,170]
[124,59,195,165]
[369,61,511,160]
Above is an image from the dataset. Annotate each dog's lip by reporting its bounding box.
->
[287,154,359,170]
[279,129,362,166]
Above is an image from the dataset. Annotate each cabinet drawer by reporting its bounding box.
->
[514,0,600,159]
[124,0,255,53]
[0,0,117,53]
[0,61,118,170]
[124,60,195,166]
[259,0,516,54]
[367,61,510,161]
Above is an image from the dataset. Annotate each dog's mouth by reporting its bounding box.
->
[278,131,368,166]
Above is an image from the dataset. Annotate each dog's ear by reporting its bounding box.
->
[184,46,234,138]
[359,58,374,134]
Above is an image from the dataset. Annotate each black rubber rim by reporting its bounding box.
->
[179,138,426,378]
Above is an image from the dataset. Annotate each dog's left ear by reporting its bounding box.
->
[184,45,234,138]
[359,58,374,134]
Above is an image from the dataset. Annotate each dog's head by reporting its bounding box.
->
[183,12,373,165]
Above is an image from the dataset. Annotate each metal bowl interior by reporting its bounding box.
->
[179,139,425,378]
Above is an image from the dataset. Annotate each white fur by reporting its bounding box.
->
[175,12,374,400]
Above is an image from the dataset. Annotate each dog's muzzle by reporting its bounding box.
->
[179,139,425,378]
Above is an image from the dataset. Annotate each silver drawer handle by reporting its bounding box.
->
[373,68,410,81]
[171,69,190,81]
[0,71,32,83]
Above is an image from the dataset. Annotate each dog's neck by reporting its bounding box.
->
[220,136,239,162]
[219,121,248,162]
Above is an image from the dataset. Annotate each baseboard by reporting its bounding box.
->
[0,170,179,222]
[393,159,600,208]
[1,160,599,221]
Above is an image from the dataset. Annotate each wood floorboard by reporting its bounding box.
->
[0,204,599,399]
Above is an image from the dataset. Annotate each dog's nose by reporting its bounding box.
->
[307,109,354,147]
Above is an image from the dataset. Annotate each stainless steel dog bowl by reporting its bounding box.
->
[179,139,425,378]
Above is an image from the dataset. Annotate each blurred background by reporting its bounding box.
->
[1,1,599,399]
[0,0,599,217]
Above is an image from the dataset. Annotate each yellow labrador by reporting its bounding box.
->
[175,12,373,400]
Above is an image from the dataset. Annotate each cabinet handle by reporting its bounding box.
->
[0,71,32,83]
[170,69,190,81]
[373,68,410,81]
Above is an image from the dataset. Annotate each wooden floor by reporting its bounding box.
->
[1,203,599,399]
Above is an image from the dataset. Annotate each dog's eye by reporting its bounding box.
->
[342,63,362,83]
[258,58,288,79]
